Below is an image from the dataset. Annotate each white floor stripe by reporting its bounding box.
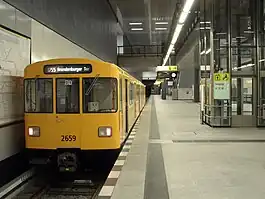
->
[114,160,125,166]
[123,145,131,149]
[129,135,135,139]
[126,139,133,144]
[120,151,129,156]
[108,171,120,178]
[98,186,115,196]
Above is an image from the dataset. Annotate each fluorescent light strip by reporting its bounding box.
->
[155,27,167,30]
[205,48,211,54]
[162,0,195,66]
[233,63,255,70]
[155,22,168,25]
[129,22,142,25]
[179,11,189,24]
[131,28,143,31]
[200,48,211,55]
[200,21,211,24]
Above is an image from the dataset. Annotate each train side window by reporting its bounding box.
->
[120,79,122,111]
[83,78,117,113]
[24,78,53,113]
[129,83,133,105]
[56,78,79,113]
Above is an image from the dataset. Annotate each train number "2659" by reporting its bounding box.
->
[61,135,76,142]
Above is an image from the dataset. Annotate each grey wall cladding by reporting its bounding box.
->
[4,0,117,63]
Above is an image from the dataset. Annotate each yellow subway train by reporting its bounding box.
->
[24,58,145,171]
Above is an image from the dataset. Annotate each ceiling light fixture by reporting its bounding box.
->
[162,0,196,66]
[155,22,169,25]
[155,27,167,30]
[129,22,142,25]
[131,28,143,31]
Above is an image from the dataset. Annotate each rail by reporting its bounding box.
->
[117,45,164,57]
[231,94,252,104]
[201,104,231,127]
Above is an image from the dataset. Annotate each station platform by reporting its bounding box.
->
[98,95,265,199]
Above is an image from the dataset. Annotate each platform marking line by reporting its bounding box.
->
[123,145,131,149]
[108,171,121,179]
[124,141,133,146]
[98,110,144,198]
[98,186,115,197]
[114,160,125,166]
[120,151,129,156]
[126,140,133,144]
[129,135,135,140]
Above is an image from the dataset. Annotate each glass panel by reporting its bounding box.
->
[259,0,265,70]
[231,0,255,47]
[83,78,117,113]
[242,78,253,115]
[231,47,255,72]
[231,77,253,115]
[231,78,238,115]
[120,79,123,111]
[24,79,53,113]
[56,78,79,113]
[129,83,134,105]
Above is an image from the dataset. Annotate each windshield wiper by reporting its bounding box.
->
[85,74,100,96]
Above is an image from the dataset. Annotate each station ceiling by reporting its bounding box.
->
[111,0,183,46]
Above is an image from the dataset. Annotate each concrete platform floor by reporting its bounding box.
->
[111,95,265,199]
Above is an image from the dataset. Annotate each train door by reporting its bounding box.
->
[55,78,81,148]
[125,79,129,133]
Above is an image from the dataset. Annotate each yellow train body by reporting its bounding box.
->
[24,58,145,171]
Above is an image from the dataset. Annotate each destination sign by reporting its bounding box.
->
[44,64,92,74]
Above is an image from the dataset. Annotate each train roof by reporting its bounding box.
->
[26,58,145,87]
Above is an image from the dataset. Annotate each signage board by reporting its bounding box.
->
[156,65,178,72]
[213,73,230,99]
[44,64,92,74]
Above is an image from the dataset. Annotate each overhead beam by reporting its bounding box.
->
[144,0,152,44]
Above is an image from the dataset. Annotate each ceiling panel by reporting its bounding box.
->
[111,0,181,46]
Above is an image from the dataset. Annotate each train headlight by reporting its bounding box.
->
[98,127,112,137]
[28,126,40,137]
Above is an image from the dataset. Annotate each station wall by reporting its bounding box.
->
[0,0,103,162]
[176,27,200,101]
[4,0,118,63]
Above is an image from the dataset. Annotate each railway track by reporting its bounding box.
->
[5,168,106,199]
[20,180,101,199]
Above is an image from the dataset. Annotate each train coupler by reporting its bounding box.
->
[57,152,78,172]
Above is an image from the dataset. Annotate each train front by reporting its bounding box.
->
[24,59,120,172]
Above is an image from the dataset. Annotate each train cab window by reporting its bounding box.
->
[83,78,117,113]
[24,79,53,113]
[56,78,79,113]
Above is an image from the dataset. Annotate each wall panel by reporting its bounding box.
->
[31,20,100,63]
[4,0,118,63]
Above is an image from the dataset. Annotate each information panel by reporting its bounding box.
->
[44,64,92,74]
[213,73,230,100]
